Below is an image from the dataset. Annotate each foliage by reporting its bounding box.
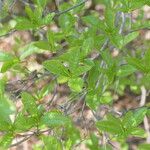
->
[0,0,150,149]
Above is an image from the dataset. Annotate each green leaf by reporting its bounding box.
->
[130,127,146,137]
[127,57,149,73]
[81,37,94,57]
[96,120,123,135]
[123,107,147,128]
[36,0,48,8]
[74,59,94,76]
[25,6,35,21]
[43,60,70,77]
[122,111,135,128]
[121,32,139,48]
[42,13,54,25]
[40,111,71,127]
[0,95,14,131]
[1,59,19,73]
[20,43,43,60]
[15,17,35,30]
[34,41,50,50]
[0,52,14,62]
[0,133,13,148]
[117,65,137,77]
[107,113,122,124]
[58,13,76,32]
[37,84,53,99]
[68,77,84,92]
[132,107,147,126]
[47,30,55,52]
[143,49,150,67]
[21,92,39,117]
[105,7,115,29]
[100,92,112,104]
[138,144,150,150]
[86,91,100,110]
[42,136,62,150]
[87,61,100,89]
[14,112,35,132]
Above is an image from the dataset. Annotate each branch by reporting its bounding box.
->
[140,86,150,143]
[55,0,88,16]
[10,134,33,147]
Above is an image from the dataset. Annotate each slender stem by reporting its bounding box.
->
[55,0,88,16]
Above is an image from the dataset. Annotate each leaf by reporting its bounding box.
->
[25,5,34,21]
[42,136,62,150]
[130,127,146,137]
[74,59,94,76]
[34,41,50,50]
[42,13,54,25]
[100,92,112,104]
[105,7,115,29]
[107,113,122,125]
[40,111,71,127]
[122,108,147,128]
[0,95,14,131]
[87,61,100,89]
[1,59,19,73]
[20,43,43,60]
[132,107,147,126]
[0,52,14,62]
[37,84,53,99]
[86,91,100,110]
[143,49,150,67]
[96,120,123,135]
[82,15,101,27]
[68,77,84,92]
[117,65,137,77]
[0,133,13,148]
[138,144,150,150]
[58,13,76,32]
[14,112,35,132]
[81,37,94,57]
[21,92,39,117]
[43,60,70,77]
[122,111,135,128]
[36,0,48,8]
[121,32,139,48]
[15,17,35,30]
[127,57,149,73]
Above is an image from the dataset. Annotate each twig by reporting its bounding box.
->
[140,86,150,143]
[119,12,126,34]
[10,134,33,147]
[0,0,88,38]
[47,83,58,106]
[140,86,146,107]
[55,0,88,16]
